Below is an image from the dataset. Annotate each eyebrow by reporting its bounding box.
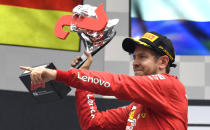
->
[132,52,145,59]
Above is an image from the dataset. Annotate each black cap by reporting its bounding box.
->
[122,32,176,67]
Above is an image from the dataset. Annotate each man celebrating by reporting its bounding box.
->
[20,32,188,130]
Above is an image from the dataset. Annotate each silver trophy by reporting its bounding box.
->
[70,4,119,68]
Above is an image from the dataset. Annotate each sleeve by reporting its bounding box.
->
[75,89,132,130]
[56,69,173,111]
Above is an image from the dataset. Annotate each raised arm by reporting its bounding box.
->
[56,68,186,113]
[20,53,186,113]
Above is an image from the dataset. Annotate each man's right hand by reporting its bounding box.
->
[71,51,93,70]
[19,66,57,84]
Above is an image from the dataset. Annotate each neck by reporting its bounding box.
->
[157,69,166,74]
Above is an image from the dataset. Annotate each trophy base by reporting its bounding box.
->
[19,63,71,103]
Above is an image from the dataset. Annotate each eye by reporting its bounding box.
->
[140,55,146,59]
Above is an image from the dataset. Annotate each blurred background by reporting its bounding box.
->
[0,0,210,129]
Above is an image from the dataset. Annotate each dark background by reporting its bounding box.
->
[0,90,130,130]
[1,90,210,130]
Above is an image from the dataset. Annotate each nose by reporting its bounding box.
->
[133,59,139,67]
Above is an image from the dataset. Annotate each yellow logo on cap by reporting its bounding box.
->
[158,46,174,61]
[131,38,150,47]
[141,32,159,42]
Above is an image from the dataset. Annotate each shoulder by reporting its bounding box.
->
[146,73,181,84]
[159,73,186,98]
[145,73,185,91]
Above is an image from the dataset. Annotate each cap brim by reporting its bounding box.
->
[122,38,151,53]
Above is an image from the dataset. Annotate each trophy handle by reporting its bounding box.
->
[74,30,116,69]
[74,53,88,69]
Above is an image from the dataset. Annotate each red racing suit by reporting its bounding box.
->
[56,69,188,130]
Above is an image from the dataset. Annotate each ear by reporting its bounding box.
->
[158,55,169,70]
